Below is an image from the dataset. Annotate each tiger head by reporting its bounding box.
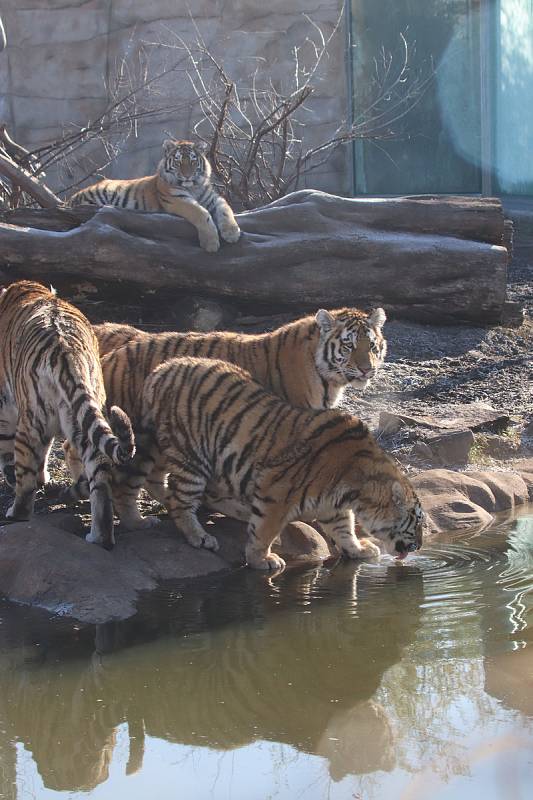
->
[356,477,424,559]
[158,139,211,189]
[315,307,387,390]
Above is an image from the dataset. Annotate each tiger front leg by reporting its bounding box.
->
[166,471,219,551]
[163,196,220,252]
[245,507,287,571]
[212,196,241,244]
[318,510,381,560]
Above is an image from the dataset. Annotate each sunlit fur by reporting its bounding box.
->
[94,323,149,357]
[68,139,240,252]
[95,305,386,417]
[136,357,423,570]
[62,307,387,523]
[0,281,135,548]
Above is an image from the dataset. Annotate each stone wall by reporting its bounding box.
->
[0,0,350,201]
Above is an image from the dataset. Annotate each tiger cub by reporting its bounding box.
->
[137,357,423,570]
[68,139,240,253]
[0,281,135,549]
[58,306,387,527]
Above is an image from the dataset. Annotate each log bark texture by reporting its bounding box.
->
[0,190,511,324]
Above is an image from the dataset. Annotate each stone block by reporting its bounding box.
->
[378,404,510,435]
[424,429,475,465]
[9,39,109,101]
[11,95,108,151]
[7,3,108,47]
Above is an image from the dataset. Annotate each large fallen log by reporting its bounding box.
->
[0,190,511,324]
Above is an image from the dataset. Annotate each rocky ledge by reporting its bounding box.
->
[0,460,532,625]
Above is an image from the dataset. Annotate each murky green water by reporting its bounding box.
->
[1,512,532,800]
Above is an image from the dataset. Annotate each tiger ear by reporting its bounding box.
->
[162,139,177,155]
[369,307,386,329]
[195,140,209,153]
[392,481,405,506]
[315,309,336,333]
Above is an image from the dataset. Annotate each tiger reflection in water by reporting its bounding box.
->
[0,563,423,792]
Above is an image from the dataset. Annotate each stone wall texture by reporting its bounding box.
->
[0,0,349,200]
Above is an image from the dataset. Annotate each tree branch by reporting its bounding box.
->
[0,152,61,208]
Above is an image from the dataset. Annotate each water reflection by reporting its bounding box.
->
[0,514,532,799]
[0,564,423,793]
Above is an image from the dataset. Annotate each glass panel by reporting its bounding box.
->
[350,0,482,194]
[495,0,533,194]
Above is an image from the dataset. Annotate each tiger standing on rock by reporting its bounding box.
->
[0,281,135,549]
[68,139,241,253]
[138,357,424,570]
[61,306,387,527]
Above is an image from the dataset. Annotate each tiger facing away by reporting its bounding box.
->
[0,281,135,549]
[137,356,424,570]
[68,139,241,253]
[61,306,387,526]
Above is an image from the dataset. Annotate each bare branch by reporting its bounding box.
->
[0,151,61,208]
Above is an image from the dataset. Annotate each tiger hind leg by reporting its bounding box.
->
[6,415,50,520]
[166,469,219,551]
[80,445,115,550]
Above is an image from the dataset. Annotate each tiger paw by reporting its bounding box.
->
[246,550,286,572]
[199,231,220,253]
[355,538,381,560]
[183,529,219,551]
[5,504,30,521]
[220,223,241,244]
[85,529,115,549]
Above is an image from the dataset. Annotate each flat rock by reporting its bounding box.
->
[0,461,531,623]
[379,402,510,435]
[0,514,331,624]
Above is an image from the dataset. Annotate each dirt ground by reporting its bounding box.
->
[343,251,533,467]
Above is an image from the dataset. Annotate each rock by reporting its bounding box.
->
[0,513,330,624]
[413,464,533,534]
[474,432,521,460]
[423,429,474,465]
[379,403,510,435]
[2,460,532,622]
[277,521,333,564]
[500,300,526,328]
[523,419,533,437]
[411,441,434,461]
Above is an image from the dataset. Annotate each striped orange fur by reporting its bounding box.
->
[136,357,423,569]
[0,281,134,548]
[68,139,240,252]
[77,307,386,529]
